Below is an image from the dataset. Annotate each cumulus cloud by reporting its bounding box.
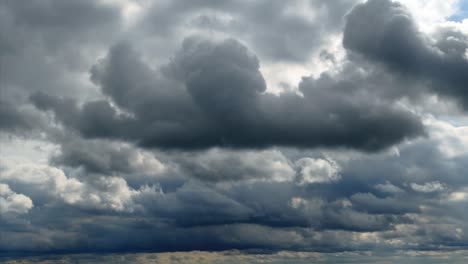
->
[0,184,33,215]
[0,164,162,213]
[295,158,341,185]
[50,137,167,176]
[375,181,404,194]
[32,36,424,152]
[411,181,446,193]
[344,0,468,108]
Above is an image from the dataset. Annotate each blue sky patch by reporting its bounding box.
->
[450,0,468,21]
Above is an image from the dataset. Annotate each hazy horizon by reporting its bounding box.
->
[3,250,468,264]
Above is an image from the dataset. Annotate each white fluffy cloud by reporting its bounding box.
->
[0,164,84,204]
[375,181,404,194]
[395,0,460,32]
[411,181,446,193]
[295,158,341,185]
[0,183,33,215]
[0,164,161,212]
[425,116,468,158]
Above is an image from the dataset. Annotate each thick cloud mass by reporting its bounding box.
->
[3,0,468,258]
[31,37,424,151]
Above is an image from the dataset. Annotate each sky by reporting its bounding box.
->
[1,0,468,263]
[450,0,468,21]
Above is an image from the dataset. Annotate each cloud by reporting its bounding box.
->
[411,181,446,193]
[32,36,424,152]
[0,163,163,213]
[139,0,360,62]
[344,0,468,108]
[0,183,33,215]
[0,0,124,136]
[0,100,43,133]
[0,0,122,97]
[50,137,166,176]
[172,149,296,183]
[350,192,419,214]
[295,158,341,185]
[375,181,404,194]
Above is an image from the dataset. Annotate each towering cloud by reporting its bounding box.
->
[344,0,468,108]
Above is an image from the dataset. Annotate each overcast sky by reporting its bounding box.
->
[2,0,468,262]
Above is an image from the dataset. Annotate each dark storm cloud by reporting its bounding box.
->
[32,36,424,151]
[344,0,468,108]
